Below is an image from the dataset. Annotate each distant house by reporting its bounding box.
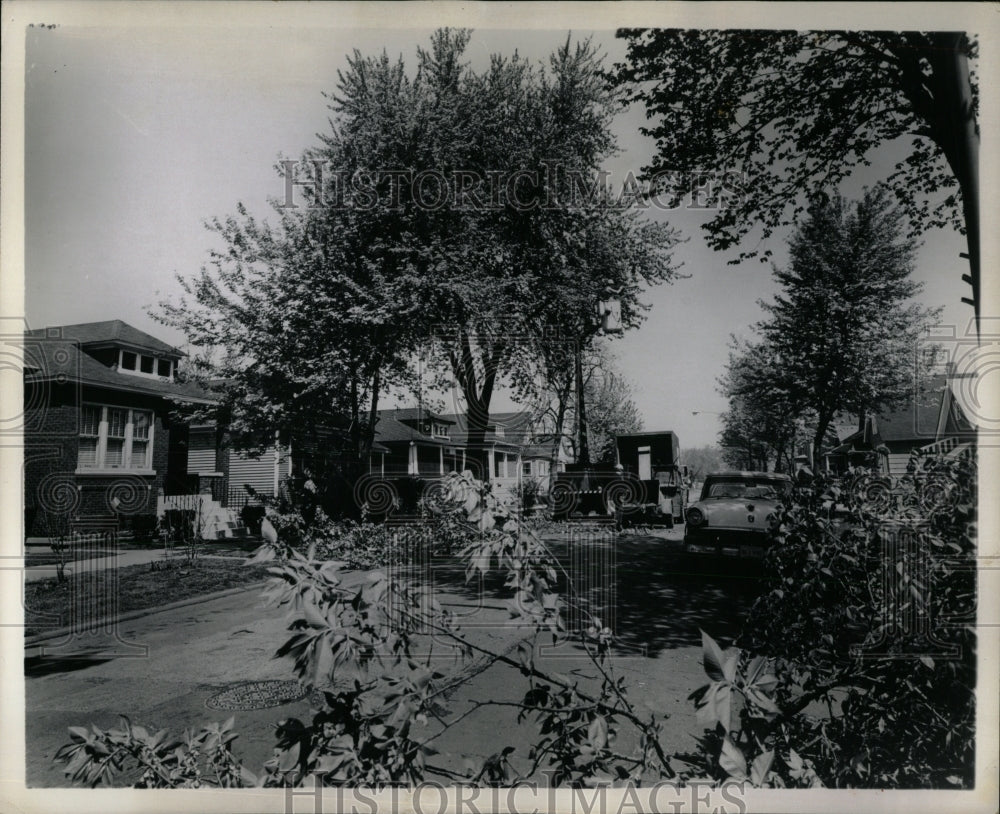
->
[364,407,564,489]
[368,408,460,477]
[826,373,977,476]
[478,410,561,484]
[433,410,566,498]
[22,320,214,536]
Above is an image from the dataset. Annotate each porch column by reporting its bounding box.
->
[439,446,444,475]
[487,448,495,482]
[408,442,418,475]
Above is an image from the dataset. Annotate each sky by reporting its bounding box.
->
[22,21,975,449]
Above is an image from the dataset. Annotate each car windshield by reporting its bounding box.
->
[707,482,748,498]
[704,478,789,500]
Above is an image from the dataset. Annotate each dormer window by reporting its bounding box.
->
[494,425,505,439]
[117,349,174,380]
[432,423,449,439]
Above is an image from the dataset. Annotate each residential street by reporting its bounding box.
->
[25,529,763,786]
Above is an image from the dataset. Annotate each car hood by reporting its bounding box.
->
[692,497,781,528]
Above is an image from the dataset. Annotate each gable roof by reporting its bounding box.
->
[46,320,183,358]
[834,374,976,451]
[872,375,976,443]
[435,413,522,447]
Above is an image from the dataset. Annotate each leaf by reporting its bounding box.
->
[722,652,739,683]
[719,736,747,779]
[588,715,608,750]
[919,656,935,669]
[696,683,732,730]
[700,630,727,682]
[746,687,780,714]
[517,641,534,674]
[750,750,774,786]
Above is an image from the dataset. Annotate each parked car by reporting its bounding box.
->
[683,471,792,560]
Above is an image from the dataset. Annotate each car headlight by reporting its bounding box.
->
[686,507,706,527]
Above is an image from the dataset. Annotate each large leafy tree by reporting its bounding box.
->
[155,198,417,465]
[748,188,940,466]
[323,31,679,471]
[158,29,679,481]
[610,29,980,325]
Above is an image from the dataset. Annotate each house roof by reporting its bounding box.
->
[24,338,215,403]
[43,320,184,358]
[373,408,453,446]
[829,374,976,454]
[437,411,532,447]
[871,376,975,443]
[381,407,455,424]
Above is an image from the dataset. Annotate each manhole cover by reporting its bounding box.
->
[206,680,310,711]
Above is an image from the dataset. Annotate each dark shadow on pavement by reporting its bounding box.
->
[25,655,113,678]
[398,532,765,658]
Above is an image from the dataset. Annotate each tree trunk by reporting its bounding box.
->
[575,343,591,466]
[927,33,980,332]
[812,414,833,472]
[463,399,491,482]
[449,331,504,483]
[364,364,381,461]
[773,438,786,474]
[349,375,361,463]
[550,384,570,474]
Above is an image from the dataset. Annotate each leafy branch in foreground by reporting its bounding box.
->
[55,455,975,789]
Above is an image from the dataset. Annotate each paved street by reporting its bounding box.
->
[25,529,764,787]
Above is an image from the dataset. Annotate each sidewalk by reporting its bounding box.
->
[23,547,243,583]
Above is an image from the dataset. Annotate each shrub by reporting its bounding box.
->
[684,451,977,788]
[513,476,542,513]
[240,504,266,535]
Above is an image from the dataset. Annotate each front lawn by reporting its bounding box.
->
[23,557,270,637]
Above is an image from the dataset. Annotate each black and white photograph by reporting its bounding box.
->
[2,2,998,812]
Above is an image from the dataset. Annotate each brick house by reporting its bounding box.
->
[22,321,215,537]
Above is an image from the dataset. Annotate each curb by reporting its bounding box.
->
[24,581,268,648]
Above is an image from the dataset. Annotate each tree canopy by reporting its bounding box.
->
[723,188,940,467]
[610,29,980,323]
[158,30,680,478]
